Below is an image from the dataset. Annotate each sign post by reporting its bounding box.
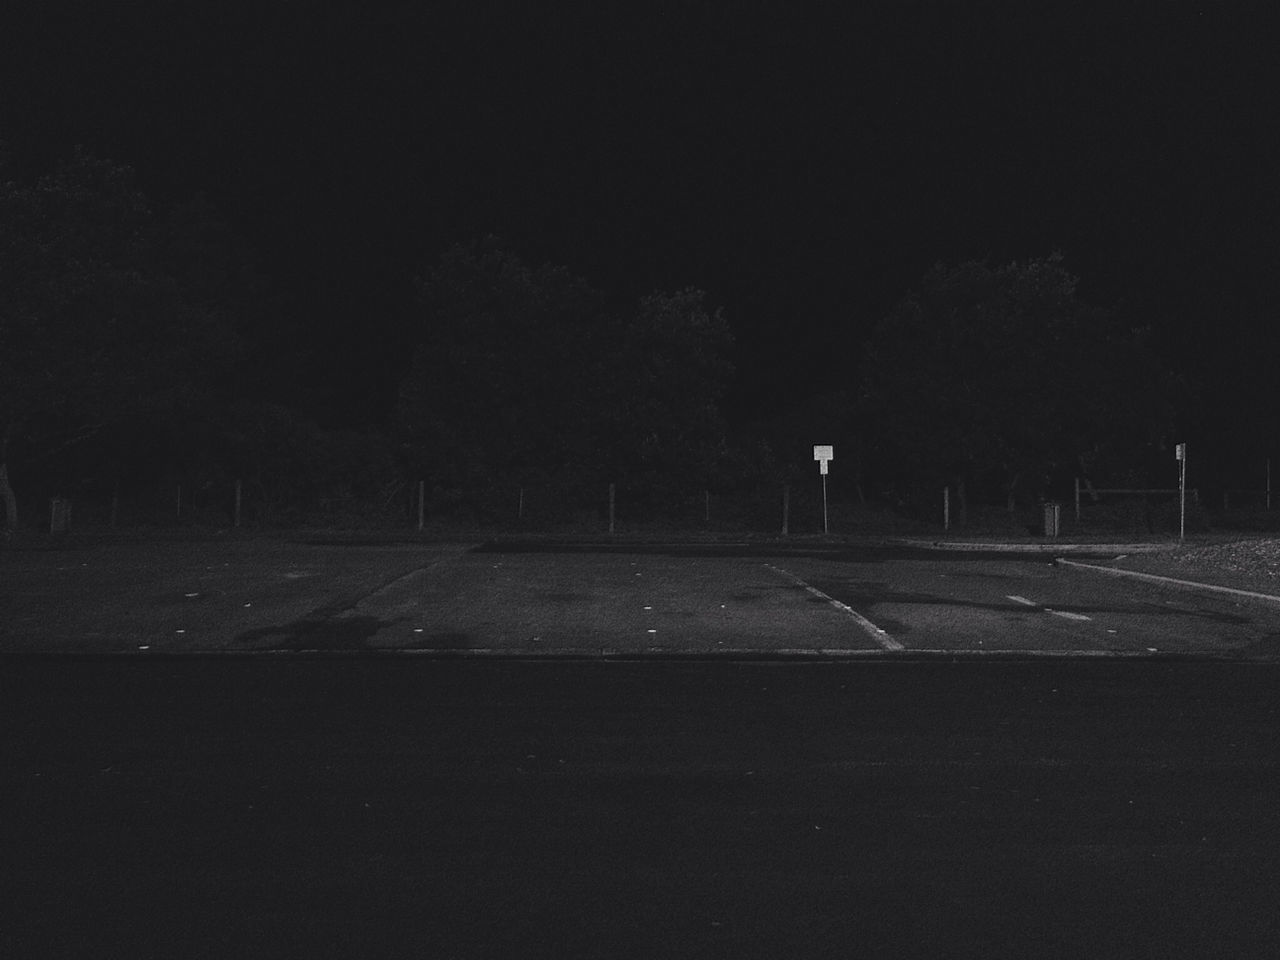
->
[813,445,833,535]
[1175,443,1187,541]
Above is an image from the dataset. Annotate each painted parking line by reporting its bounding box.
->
[1007,595,1092,622]
[1048,610,1092,622]
[765,564,903,651]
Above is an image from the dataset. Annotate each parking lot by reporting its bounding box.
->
[5,538,1280,957]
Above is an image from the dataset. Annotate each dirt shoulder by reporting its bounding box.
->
[1106,537,1280,597]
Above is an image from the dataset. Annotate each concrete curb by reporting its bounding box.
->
[893,539,1177,554]
[1054,558,1280,605]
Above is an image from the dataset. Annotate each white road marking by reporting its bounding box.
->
[1056,557,1280,604]
[1048,609,1092,621]
[1009,595,1091,621]
[765,564,902,651]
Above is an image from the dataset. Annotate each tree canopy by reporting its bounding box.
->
[0,148,245,526]
[856,255,1178,508]
[396,240,737,514]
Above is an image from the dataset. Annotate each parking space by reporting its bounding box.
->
[785,554,1280,657]
[352,551,886,654]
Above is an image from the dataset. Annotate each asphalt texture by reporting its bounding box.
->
[5,655,1280,959]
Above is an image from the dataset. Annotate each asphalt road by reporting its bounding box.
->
[7,539,1280,656]
[4,656,1280,959]
[449,541,1280,658]
[768,549,1280,658]
[6,540,1280,958]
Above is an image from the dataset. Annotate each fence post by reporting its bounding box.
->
[608,483,616,535]
[781,484,790,536]
[234,479,242,528]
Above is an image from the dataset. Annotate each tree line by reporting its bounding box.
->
[1,147,1183,531]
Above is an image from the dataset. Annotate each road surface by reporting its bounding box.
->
[3,655,1279,959]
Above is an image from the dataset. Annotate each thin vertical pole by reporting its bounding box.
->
[705,489,710,524]
[781,484,790,536]
[944,486,950,530]
[518,486,524,520]
[1074,476,1081,521]
[1179,447,1187,542]
[234,479,242,528]
[176,484,181,520]
[110,480,120,529]
[822,473,829,534]
[608,483,616,535]
[1269,459,1272,511]
[417,480,425,532]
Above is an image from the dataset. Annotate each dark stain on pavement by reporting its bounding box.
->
[235,615,395,650]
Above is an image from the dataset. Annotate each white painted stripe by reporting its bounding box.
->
[1009,594,1091,622]
[765,564,903,651]
[1056,558,1280,603]
[1048,609,1092,621]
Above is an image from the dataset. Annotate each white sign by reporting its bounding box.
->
[813,445,833,462]
[1175,443,1186,461]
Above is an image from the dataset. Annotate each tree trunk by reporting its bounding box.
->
[0,461,17,531]
[0,428,17,531]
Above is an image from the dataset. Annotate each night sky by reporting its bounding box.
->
[3,2,1277,440]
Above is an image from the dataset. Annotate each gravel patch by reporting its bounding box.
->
[1110,537,1280,597]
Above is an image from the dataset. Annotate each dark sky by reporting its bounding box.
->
[3,1,1277,432]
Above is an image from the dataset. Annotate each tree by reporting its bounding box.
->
[856,255,1177,512]
[397,240,611,501]
[600,288,735,497]
[396,240,737,517]
[0,148,242,530]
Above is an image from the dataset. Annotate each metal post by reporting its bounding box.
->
[1179,445,1187,541]
[608,483,616,535]
[944,486,950,530]
[1074,476,1081,522]
[518,486,524,520]
[822,473,829,534]
[417,480,425,532]
[781,484,790,536]
[1269,459,1272,511]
